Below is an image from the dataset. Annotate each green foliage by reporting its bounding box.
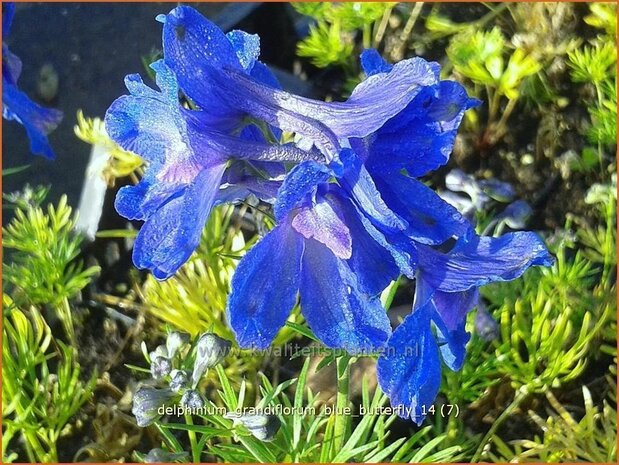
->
[2,184,50,211]
[3,194,99,307]
[293,2,394,32]
[568,42,617,85]
[580,174,617,274]
[447,28,506,85]
[2,303,96,462]
[2,194,100,344]
[448,27,540,100]
[584,3,617,37]
[2,164,30,177]
[491,278,603,391]
[586,79,617,148]
[444,25,540,143]
[567,4,617,154]
[293,2,395,69]
[297,20,354,68]
[466,201,616,461]
[490,386,616,462]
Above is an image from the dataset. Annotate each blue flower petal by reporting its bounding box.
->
[365,81,477,177]
[163,6,337,154]
[216,179,281,205]
[247,62,283,140]
[335,186,417,279]
[325,188,399,296]
[105,68,203,182]
[360,49,393,77]
[291,198,352,260]
[418,231,554,292]
[3,2,15,39]
[2,81,62,159]
[377,300,441,425]
[216,158,283,205]
[227,223,303,349]
[226,30,260,72]
[273,160,331,221]
[373,173,471,245]
[2,44,22,85]
[132,164,227,279]
[216,56,438,143]
[430,288,478,371]
[249,61,281,90]
[340,149,408,233]
[163,11,437,159]
[115,179,182,221]
[161,6,246,117]
[299,239,392,354]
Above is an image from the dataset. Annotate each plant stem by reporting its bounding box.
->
[185,414,200,463]
[471,385,529,462]
[444,371,461,446]
[602,199,615,288]
[381,277,401,310]
[495,98,518,137]
[594,82,605,175]
[333,354,351,453]
[373,4,394,48]
[395,2,424,58]
[363,24,372,49]
[58,297,76,346]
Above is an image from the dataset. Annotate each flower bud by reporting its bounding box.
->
[132,387,176,427]
[166,331,190,359]
[439,190,476,222]
[474,305,499,342]
[180,389,204,410]
[226,413,281,442]
[149,344,168,361]
[479,178,516,203]
[445,169,489,211]
[498,200,532,230]
[169,369,190,393]
[192,333,232,387]
[144,448,188,463]
[150,356,172,380]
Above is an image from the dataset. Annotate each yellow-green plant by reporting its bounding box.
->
[567,3,617,170]
[2,301,96,463]
[2,195,100,344]
[584,2,617,37]
[446,27,540,143]
[294,2,396,70]
[468,231,614,462]
[490,385,616,462]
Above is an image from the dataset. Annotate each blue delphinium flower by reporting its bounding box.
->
[107,6,555,425]
[2,3,63,159]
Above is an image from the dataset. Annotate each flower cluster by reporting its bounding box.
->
[133,331,281,443]
[132,331,230,427]
[2,3,63,159]
[107,6,554,424]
